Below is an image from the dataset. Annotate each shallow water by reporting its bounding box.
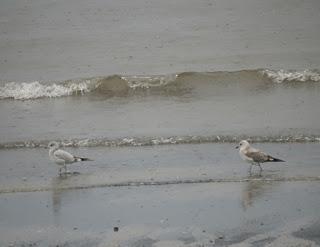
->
[1,0,320,146]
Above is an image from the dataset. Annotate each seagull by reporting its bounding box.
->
[48,141,92,175]
[236,140,284,174]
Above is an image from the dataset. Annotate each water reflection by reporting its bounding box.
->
[51,173,80,226]
[241,173,280,210]
[52,176,66,214]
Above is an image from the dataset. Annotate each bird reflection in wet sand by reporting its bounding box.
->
[51,174,80,225]
[51,176,67,218]
[241,177,279,210]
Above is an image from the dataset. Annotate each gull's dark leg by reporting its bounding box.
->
[248,164,253,175]
[258,163,262,176]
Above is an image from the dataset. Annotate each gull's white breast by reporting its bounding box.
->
[239,149,254,164]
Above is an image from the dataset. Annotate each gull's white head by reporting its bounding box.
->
[48,141,59,150]
[236,140,250,150]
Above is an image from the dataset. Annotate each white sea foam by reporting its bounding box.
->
[262,69,320,83]
[122,74,177,89]
[1,135,319,149]
[0,81,92,100]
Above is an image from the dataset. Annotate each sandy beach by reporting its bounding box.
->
[1,0,320,246]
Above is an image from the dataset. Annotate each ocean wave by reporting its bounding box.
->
[1,135,319,149]
[0,69,319,100]
[0,75,177,100]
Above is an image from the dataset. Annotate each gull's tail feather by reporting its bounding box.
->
[75,156,93,162]
[267,156,285,162]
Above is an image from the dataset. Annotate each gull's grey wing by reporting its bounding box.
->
[53,149,75,163]
[245,150,270,163]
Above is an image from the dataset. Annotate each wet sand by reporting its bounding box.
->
[1,181,319,247]
[1,143,320,192]
[0,143,320,246]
